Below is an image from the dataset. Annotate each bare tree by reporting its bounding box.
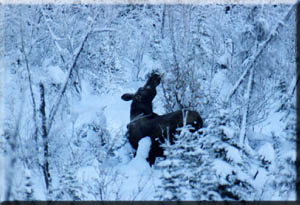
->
[226,4,296,103]
[225,3,296,148]
[160,5,202,112]
[39,83,51,192]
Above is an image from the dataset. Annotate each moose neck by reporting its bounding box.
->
[130,101,154,121]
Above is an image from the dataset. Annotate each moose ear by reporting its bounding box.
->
[121,93,134,101]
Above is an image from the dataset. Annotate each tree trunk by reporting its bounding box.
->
[161,5,166,39]
[39,83,51,194]
[20,22,38,142]
[239,67,254,146]
[168,7,180,71]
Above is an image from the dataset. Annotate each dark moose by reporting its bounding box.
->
[121,71,203,165]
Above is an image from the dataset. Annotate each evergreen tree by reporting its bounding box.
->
[155,130,187,200]
[181,126,220,200]
[56,164,85,200]
[156,125,220,200]
[201,108,257,200]
[271,144,296,200]
[270,94,296,200]
[155,108,262,200]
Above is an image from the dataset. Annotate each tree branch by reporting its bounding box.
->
[40,8,95,134]
[19,13,39,142]
[47,28,92,134]
[226,4,296,103]
[40,9,67,65]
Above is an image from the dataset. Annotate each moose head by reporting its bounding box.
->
[121,71,203,166]
[121,71,161,120]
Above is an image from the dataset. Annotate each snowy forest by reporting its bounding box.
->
[0,3,297,201]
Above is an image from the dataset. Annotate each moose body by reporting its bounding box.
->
[127,110,203,165]
[122,71,203,165]
[127,110,202,150]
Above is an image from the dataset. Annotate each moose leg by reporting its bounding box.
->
[147,150,156,166]
[147,139,165,166]
[147,141,159,166]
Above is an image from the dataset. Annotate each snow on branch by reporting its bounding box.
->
[225,3,296,103]
[92,28,116,33]
[40,9,67,64]
[239,66,254,146]
[47,29,92,134]
[40,9,97,134]
[19,19,39,141]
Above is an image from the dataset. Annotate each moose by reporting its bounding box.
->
[121,71,203,166]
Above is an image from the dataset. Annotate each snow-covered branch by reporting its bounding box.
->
[92,28,115,33]
[226,3,296,103]
[19,14,39,142]
[47,25,93,134]
[40,9,67,64]
[239,66,254,146]
[40,7,97,134]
